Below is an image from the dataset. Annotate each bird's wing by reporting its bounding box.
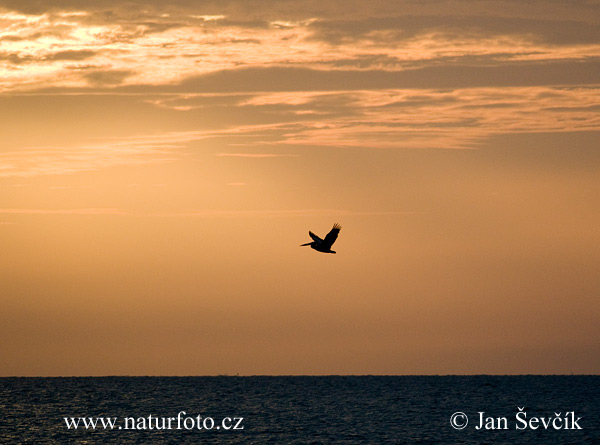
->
[309,231,322,243]
[322,223,341,248]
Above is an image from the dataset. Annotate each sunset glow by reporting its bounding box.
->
[1,0,599,376]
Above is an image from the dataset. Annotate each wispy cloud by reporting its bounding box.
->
[1,84,598,178]
[171,209,413,218]
[0,132,196,177]
[0,208,125,214]
[0,207,412,218]
[1,2,598,178]
[1,4,599,92]
[209,86,600,149]
[216,153,299,158]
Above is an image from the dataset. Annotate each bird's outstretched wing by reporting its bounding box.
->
[322,223,341,249]
[309,231,322,243]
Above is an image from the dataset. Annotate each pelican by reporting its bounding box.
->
[300,223,341,254]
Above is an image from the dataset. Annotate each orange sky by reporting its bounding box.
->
[1,0,599,376]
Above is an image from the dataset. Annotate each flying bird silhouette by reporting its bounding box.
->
[301,223,342,254]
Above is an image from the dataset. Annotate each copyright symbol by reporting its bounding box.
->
[450,412,468,430]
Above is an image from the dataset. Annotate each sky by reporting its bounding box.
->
[1,0,599,376]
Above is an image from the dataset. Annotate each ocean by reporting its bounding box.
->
[1,376,598,443]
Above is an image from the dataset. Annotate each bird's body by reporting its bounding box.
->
[301,223,341,254]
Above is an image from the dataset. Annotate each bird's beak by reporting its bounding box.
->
[300,242,311,246]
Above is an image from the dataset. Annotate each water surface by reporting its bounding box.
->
[2,376,598,443]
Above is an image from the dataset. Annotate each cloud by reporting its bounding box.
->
[2,0,598,23]
[1,3,599,93]
[204,86,600,149]
[1,84,598,178]
[308,15,600,46]
[0,133,184,177]
[172,60,600,94]
[47,49,98,61]
[0,1,598,175]
[83,69,135,86]
[6,84,597,174]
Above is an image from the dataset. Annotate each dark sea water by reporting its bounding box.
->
[1,376,598,444]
